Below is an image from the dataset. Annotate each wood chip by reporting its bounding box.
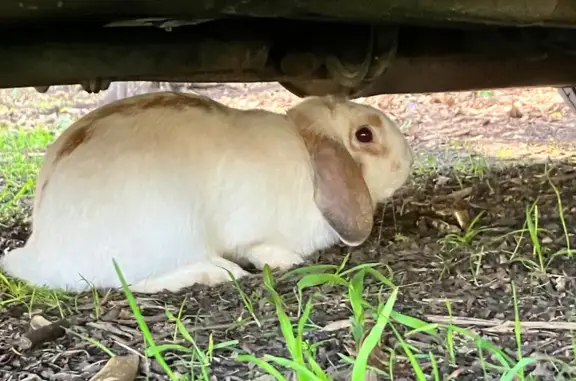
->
[364,370,379,381]
[426,315,576,332]
[29,315,52,330]
[19,318,71,350]
[89,354,140,381]
[447,187,472,200]
[320,319,351,331]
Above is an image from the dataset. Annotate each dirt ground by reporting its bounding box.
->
[1,84,576,380]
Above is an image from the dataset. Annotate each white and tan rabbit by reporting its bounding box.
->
[0,91,413,293]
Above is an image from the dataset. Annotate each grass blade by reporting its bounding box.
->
[351,287,399,381]
[236,355,289,381]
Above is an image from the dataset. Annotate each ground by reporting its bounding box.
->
[0,84,576,381]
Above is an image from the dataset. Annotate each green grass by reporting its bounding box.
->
[0,124,575,380]
[0,126,73,310]
[0,126,53,218]
[438,211,492,249]
[101,256,563,380]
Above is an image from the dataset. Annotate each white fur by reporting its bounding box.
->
[0,92,412,293]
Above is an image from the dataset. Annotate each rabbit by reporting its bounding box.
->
[0,91,413,294]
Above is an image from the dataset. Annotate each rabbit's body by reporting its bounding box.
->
[1,92,412,293]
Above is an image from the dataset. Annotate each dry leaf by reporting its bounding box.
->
[550,111,563,119]
[453,209,471,231]
[29,315,51,330]
[89,354,140,381]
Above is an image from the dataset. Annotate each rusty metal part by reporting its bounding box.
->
[2,20,576,96]
[355,54,576,97]
[80,79,112,93]
[280,27,398,97]
[0,19,375,90]
[280,52,322,77]
[324,28,377,89]
[326,27,397,88]
[354,26,576,96]
[0,20,273,90]
[34,86,50,93]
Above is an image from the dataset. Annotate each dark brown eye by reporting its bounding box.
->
[355,126,373,143]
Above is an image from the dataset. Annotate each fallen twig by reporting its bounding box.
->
[426,315,576,333]
[89,354,140,381]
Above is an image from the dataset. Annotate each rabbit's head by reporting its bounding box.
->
[287,95,413,247]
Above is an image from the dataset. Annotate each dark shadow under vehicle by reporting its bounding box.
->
[3,0,576,101]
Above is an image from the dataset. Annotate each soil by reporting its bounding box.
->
[1,84,576,380]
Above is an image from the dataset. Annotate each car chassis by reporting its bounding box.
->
[3,0,576,98]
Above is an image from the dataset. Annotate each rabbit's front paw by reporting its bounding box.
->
[130,258,249,293]
[244,244,304,271]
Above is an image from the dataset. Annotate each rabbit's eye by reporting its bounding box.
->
[355,126,373,143]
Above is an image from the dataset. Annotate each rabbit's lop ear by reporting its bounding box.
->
[288,100,374,246]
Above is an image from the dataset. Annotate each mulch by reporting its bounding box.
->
[2,159,576,380]
[1,84,576,380]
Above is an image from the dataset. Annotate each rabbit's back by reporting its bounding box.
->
[2,92,333,291]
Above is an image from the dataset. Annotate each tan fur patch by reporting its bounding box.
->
[322,96,339,112]
[40,179,49,193]
[52,93,223,164]
[362,143,389,157]
[87,93,223,122]
[367,114,383,128]
[134,93,222,112]
[35,179,49,209]
[391,160,401,172]
[287,111,313,134]
[54,125,92,164]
